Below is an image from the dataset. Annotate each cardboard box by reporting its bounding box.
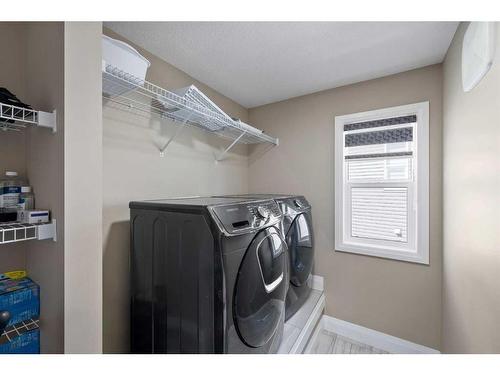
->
[0,319,39,354]
[17,210,49,224]
[0,277,40,325]
[0,277,40,354]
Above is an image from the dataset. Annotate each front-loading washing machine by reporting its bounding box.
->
[214,194,314,321]
[129,196,288,353]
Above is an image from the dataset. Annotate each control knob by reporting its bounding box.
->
[256,206,270,219]
[294,199,304,208]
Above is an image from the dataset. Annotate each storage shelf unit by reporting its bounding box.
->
[0,102,57,132]
[0,220,56,245]
[102,62,278,160]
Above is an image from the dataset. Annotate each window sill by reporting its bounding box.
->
[334,242,429,265]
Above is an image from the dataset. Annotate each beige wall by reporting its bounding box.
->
[64,22,103,353]
[102,29,250,353]
[24,22,65,354]
[0,23,28,274]
[0,22,65,353]
[248,65,443,349]
[442,23,500,353]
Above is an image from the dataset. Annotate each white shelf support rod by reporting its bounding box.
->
[159,112,193,157]
[216,130,247,162]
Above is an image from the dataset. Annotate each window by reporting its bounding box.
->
[334,102,429,264]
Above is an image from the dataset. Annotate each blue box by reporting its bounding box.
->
[0,277,40,354]
[0,277,39,325]
[0,324,39,354]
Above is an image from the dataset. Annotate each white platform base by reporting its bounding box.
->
[278,275,325,354]
[305,315,440,354]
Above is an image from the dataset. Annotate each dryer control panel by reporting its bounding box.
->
[210,200,282,235]
[276,195,311,216]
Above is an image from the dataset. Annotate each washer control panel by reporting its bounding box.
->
[257,206,270,219]
[211,200,282,235]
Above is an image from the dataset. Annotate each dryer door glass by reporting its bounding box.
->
[287,213,314,287]
[233,226,287,348]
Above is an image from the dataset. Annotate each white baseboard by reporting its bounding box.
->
[310,274,324,291]
[321,315,440,354]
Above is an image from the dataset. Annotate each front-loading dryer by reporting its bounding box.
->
[276,195,314,320]
[213,194,314,321]
[129,196,288,353]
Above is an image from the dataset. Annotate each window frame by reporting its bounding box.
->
[334,102,430,264]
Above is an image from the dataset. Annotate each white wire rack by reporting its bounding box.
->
[0,220,57,245]
[0,102,56,133]
[102,62,278,160]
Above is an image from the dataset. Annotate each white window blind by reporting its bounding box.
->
[335,102,429,264]
[351,186,408,242]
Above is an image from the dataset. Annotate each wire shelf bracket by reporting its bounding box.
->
[216,130,248,162]
[37,110,57,133]
[159,112,194,157]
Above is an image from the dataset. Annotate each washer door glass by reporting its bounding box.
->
[233,226,287,348]
[287,213,314,287]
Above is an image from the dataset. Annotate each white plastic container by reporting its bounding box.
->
[102,35,151,96]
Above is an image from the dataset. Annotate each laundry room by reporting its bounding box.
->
[1,2,500,371]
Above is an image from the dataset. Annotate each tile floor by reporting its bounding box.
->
[309,329,388,354]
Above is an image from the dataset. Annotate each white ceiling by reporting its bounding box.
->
[105,22,458,108]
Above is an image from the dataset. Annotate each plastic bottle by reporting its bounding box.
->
[0,171,25,209]
[18,186,35,210]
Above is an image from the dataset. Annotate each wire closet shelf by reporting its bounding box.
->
[0,103,56,132]
[102,63,278,159]
[0,220,56,245]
